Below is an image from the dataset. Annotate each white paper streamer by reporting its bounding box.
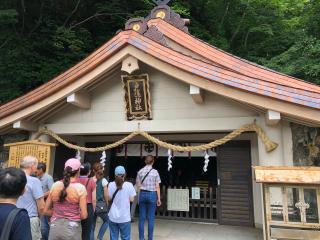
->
[75,150,81,160]
[100,151,106,168]
[167,149,173,171]
[203,151,210,172]
[210,148,217,157]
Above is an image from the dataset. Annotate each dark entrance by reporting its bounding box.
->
[106,142,218,223]
[77,139,253,225]
[53,143,76,181]
[217,141,254,226]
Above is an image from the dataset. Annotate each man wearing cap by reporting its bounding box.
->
[17,155,45,240]
[108,166,136,240]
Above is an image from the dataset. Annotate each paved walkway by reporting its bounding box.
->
[96,219,263,240]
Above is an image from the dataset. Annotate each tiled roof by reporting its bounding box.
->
[148,18,320,93]
[1,21,320,120]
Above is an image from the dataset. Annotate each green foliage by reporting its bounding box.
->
[0,9,18,25]
[0,0,319,105]
[266,36,320,84]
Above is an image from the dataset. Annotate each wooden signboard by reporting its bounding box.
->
[254,166,320,185]
[4,140,56,170]
[122,74,152,120]
[167,188,189,211]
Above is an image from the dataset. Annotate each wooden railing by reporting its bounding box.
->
[155,186,217,222]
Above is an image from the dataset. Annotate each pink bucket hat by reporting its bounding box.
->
[64,158,82,171]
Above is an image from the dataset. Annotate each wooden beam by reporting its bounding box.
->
[13,120,38,131]
[253,166,320,184]
[190,85,204,104]
[266,110,281,126]
[121,55,139,74]
[44,116,256,134]
[67,91,90,109]
[271,227,320,239]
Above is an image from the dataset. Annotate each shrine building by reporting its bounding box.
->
[0,2,320,235]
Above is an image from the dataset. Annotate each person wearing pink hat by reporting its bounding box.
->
[44,158,88,240]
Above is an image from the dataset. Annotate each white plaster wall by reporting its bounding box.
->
[46,64,258,132]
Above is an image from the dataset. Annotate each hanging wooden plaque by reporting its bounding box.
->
[122,74,152,120]
[4,140,56,170]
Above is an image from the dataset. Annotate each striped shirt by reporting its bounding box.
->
[136,165,161,192]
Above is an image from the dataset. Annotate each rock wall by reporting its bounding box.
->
[291,123,320,166]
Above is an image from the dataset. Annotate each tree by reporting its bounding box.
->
[0,0,319,104]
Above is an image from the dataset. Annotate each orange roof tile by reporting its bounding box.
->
[1,26,320,121]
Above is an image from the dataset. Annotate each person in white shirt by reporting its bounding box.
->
[108,166,136,240]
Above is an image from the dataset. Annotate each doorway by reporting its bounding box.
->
[109,142,218,223]
[82,139,253,226]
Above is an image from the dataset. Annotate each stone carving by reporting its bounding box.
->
[292,123,320,166]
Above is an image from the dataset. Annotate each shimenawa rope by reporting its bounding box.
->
[34,123,278,153]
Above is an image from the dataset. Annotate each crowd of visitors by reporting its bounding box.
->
[0,154,162,240]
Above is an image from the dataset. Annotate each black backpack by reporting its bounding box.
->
[0,208,24,240]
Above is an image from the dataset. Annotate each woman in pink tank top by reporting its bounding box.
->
[44,158,88,240]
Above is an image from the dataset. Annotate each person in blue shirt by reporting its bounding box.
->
[17,155,45,240]
[36,162,54,240]
[0,167,32,240]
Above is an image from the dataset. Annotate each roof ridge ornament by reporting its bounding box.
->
[125,1,188,41]
[152,0,171,6]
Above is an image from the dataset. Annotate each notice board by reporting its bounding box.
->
[167,188,189,211]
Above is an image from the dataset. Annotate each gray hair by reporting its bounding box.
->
[20,155,38,169]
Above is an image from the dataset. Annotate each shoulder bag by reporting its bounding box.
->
[95,179,108,214]
[141,168,153,184]
[107,188,121,213]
